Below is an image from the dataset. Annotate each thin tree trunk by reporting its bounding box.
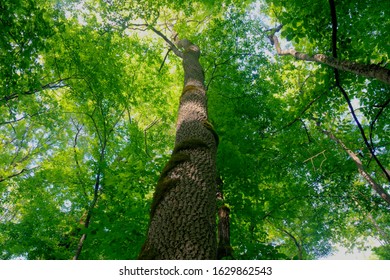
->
[269,35,390,85]
[217,205,233,259]
[322,129,390,205]
[281,228,304,260]
[139,39,218,259]
[73,172,101,260]
[73,135,106,260]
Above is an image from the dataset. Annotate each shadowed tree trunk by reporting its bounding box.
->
[217,205,233,259]
[138,38,219,259]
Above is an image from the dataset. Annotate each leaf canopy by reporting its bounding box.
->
[1,0,389,260]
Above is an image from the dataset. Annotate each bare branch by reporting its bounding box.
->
[144,118,160,157]
[149,26,183,58]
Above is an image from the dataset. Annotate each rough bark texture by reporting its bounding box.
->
[139,39,218,259]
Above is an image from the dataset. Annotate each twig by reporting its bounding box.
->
[303,150,327,171]
[144,118,160,157]
[158,49,172,72]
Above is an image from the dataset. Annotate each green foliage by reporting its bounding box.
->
[1,0,389,260]
[373,245,390,260]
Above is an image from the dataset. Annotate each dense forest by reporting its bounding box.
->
[0,0,389,260]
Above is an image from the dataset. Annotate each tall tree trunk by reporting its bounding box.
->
[139,39,218,259]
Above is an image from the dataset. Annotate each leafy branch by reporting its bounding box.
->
[0,168,26,183]
[0,77,73,103]
[327,0,390,184]
[267,27,390,85]
[320,127,390,205]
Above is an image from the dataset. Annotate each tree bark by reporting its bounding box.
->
[139,39,218,259]
[217,205,233,259]
[269,35,390,85]
[322,129,390,206]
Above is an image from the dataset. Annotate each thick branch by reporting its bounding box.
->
[73,170,101,260]
[150,26,183,58]
[217,205,233,259]
[73,123,107,260]
[269,35,390,85]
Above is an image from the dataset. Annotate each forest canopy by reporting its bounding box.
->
[0,0,389,260]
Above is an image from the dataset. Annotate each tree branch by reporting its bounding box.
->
[144,118,160,157]
[282,90,324,129]
[0,78,72,103]
[328,0,390,184]
[71,119,88,199]
[369,97,390,150]
[268,33,390,85]
[321,128,390,205]
[158,49,172,72]
[0,168,26,183]
[149,26,183,58]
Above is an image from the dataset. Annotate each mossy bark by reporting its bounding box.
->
[139,40,218,259]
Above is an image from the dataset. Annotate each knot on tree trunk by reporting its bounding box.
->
[178,39,200,57]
